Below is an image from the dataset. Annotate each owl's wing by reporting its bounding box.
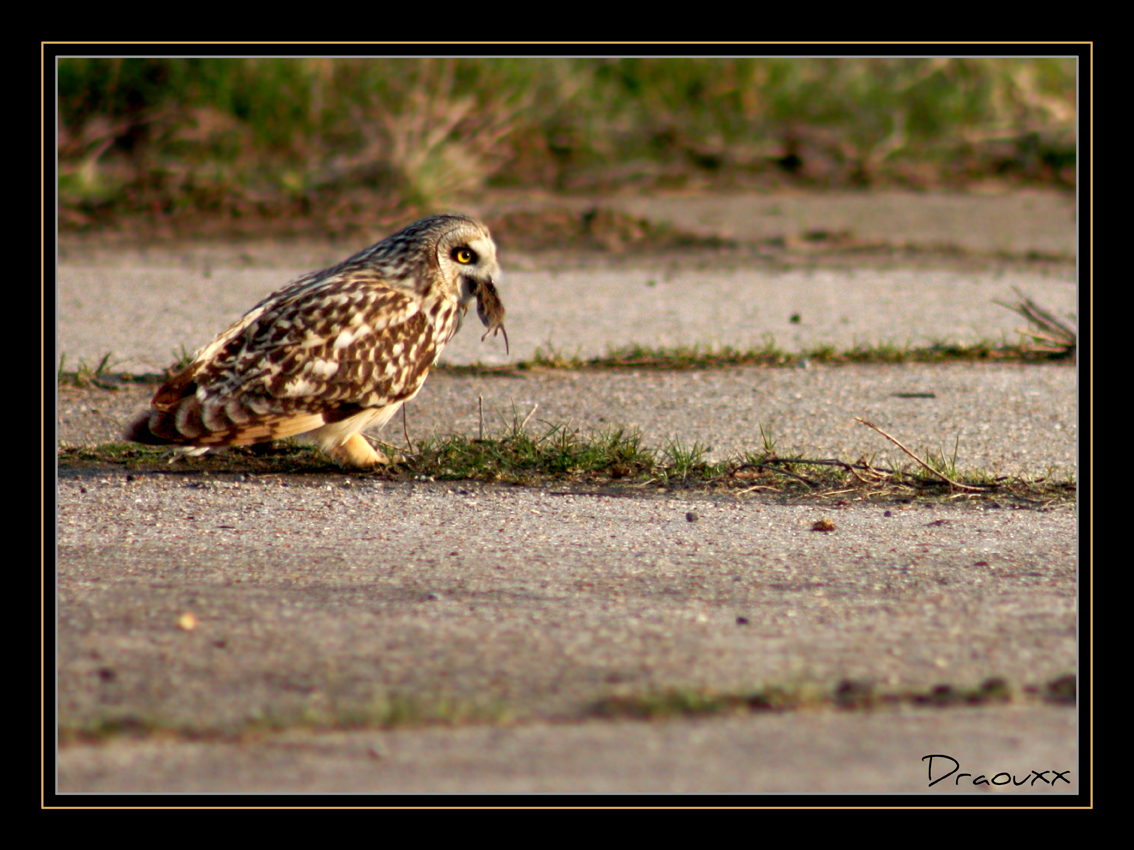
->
[133,273,437,447]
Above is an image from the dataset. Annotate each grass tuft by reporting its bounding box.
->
[405,422,659,484]
[57,352,119,389]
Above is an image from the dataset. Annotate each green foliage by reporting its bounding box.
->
[570,57,1074,172]
[57,58,1077,223]
[409,421,659,483]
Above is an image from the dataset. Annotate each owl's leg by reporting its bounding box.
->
[328,433,390,468]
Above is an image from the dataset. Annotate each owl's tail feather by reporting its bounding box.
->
[123,367,207,446]
[126,393,330,449]
[124,410,167,445]
[124,397,209,446]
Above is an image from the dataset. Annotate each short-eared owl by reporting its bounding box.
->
[126,213,508,467]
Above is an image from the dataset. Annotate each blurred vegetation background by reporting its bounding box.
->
[57,57,1076,236]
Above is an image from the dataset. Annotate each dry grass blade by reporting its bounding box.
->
[518,403,540,434]
[854,418,989,492]
[994,287,1076,358]
[728,460,819,488]
[402,404,414,454]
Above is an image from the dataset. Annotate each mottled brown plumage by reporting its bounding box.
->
[126,214,506,467]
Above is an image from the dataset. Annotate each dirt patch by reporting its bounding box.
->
[58,188,1077,277]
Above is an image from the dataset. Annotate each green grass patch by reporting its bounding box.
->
[59,419,1075,506]
[58,440,343,475]
[407,423,659,483]
[59,694,511,747]
[592,673,1074,720]
[522,338,1074,372]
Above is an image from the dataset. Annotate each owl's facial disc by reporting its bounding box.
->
[454,235,499,305]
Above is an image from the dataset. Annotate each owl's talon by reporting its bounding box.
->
[329,433,390,468]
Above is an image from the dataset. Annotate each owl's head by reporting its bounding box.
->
[358,213,500,303]
[429,215,500,306]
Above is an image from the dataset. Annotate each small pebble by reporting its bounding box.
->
[177,612,198,631]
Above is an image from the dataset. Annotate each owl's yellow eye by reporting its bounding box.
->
[454,248,476,264]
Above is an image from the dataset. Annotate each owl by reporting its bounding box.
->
[125,213,508,467]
